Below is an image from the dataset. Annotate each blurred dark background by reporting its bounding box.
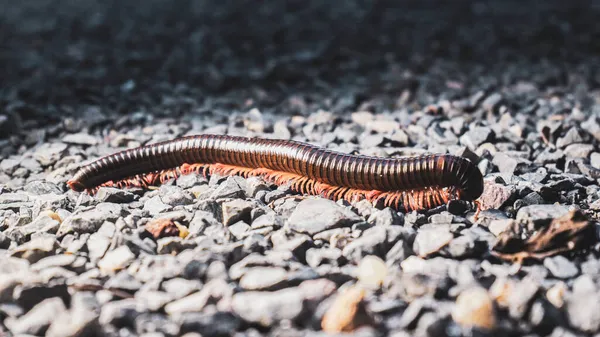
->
[1,0,599,112]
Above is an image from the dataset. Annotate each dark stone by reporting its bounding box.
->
[179,311,241,336]
[14,280,70,312]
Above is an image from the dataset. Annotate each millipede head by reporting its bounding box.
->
[67,179,86,192]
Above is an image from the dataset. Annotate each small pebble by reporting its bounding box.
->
[452,287,496,330]
[357,255,388,289]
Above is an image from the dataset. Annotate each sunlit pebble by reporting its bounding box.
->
[357,255,388,289]
[546,282,567,308]
[39,210,61,223]
[452,286,497,330]
[489,277,513,308]
[321,285,367,333]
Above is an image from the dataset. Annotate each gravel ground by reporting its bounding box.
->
[2,1,600,336]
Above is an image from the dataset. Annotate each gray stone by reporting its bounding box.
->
[7,297,67,335]
[222,199,253,226]
[244,176,270,197]
[385,238,414,265]
[590,152,600,169]
[0,193,29,204]
[446,235,482,259]
[58,206,122,236]
[227,221,250,239]
[10,236,58,263]
[0,157,20,174]
[522,191,545,206]
[23,180,62,195]
[556,127,584,148]
[287,198,362,235]
[33,142,68,166]
[459,126,494,150]
[6,215,60,243]
[516,204,571,228]
[544,255,579,279]
[188,210,221,237]
[209,176,246,200]
[164,279,232,315]
[367,208,404,227]
[29,254,83,272]
[96,187,136,203]
[492,152,522,174]
[252,213,283,229]
[429,212,455,224]
[342,226,411,263]
[272,235,313,262]
[488,219,515,236]
[87,233,111,262]
[306,248,344,268]
[508,278,540,319]
[62,133,98,145]
[482,93,503,111]
[46,291,100,337]
[413,228,454,258]
[98,299,141,327]
[566,287,600,333]
[239,267,288,291]
[176,173,205,189]
[158,185,194,206]
[134,290,173,312]
[143,196,173,215]
[104,270,143,293]
[156,237,194,255]
[179,312,241,336]
[97,245,136,272]
[162,278,202,299]
[564,143,594,158]
[520,167,549,183]
[231,287,305,326]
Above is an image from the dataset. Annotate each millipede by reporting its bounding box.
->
[67,134,484,213]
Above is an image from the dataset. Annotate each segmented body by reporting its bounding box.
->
[67,134,484,212]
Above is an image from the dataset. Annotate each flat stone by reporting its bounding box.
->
[413,228,454,257]
[516,204,571,228]
[239,267,288,291]
[556,127,584,148]
[97,246,136,273]
[96,187,136,203]
[231,287,305,326]
[460,126,494,150]
[33,142,68,166]
[7,296,67,335]
[564,143,594,158]
[62,133,99,146]
[10,236,59,263]
[287,198,362,235]
[544,255,579,279]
